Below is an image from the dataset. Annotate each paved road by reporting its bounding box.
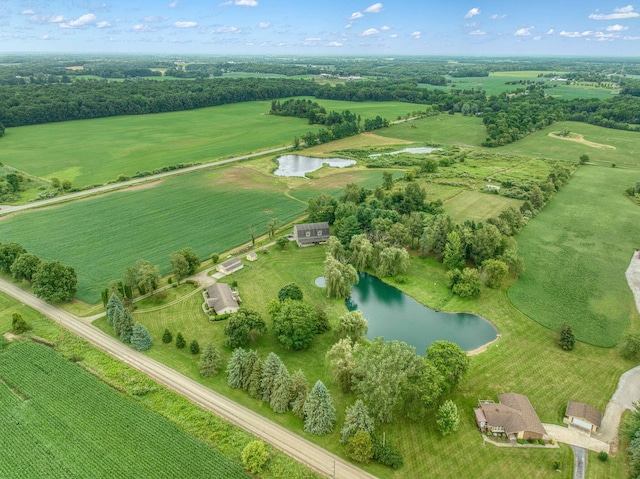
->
[0,278,376,479]
[0,145,292,215]
[570,446,586,479]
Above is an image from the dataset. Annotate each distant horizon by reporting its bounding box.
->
[2,1,640,57]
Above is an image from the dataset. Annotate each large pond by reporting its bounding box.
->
[345,273,497,353]
[274,155,356,177]
[369,147,442,158]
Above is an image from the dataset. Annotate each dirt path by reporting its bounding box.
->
[626,251,640,316]
[547,132,616,150]
[0,277,375,479]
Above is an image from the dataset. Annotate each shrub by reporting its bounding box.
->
[552,460,561,471]
[345,430,373,463]
[559,324,575,351]
[210,253,219,264]
[162,328,173,344]
[371,434,403,469]
[598,451,608,462]
[190,340,200,354]
[11,312,31,334]
[241,440,269,474]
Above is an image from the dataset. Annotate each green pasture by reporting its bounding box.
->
[508,165,640,346]
[96,244,632,478]
[0,167,307,302]
[544,84,619,100]
[376,114,486,147]
[0,98,426,188]
[0,341,249,479]
[444,190,522,223]
[498,121,640,169]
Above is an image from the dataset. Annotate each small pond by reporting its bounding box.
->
[274,155,356,177]
[369,147,442,158]
[345,273,497,353]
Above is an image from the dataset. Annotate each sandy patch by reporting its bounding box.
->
[548,132,616,150]
[626,251,640,316]
[3,332,18,341]
[117,179,164,192]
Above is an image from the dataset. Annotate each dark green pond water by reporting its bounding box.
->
[345,273,498,353]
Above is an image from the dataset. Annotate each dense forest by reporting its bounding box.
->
[1,55,639,147]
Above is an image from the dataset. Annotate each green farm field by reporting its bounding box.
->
[0,166,307,302]
[0,341,249,479]
[444,190,522,223]
[508,165,640,346]
[376,113,486,147]
[92,244,634,479]
[0,98,426,188]
[497,121,640,168]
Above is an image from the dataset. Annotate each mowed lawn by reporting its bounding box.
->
[0,166,307,302]
[0,98,427,188]
[444,190,522,223]
[508,165,640,346]
[498,121,640,169]
[0,341,249,479]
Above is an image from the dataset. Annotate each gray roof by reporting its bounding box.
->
[294,222,330,245]
[206,283,239,314]
[566,402,602,427]
[479,393,546,436]
[219,257,243,271]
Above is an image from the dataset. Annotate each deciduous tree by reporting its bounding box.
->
[224,308,267,348]
[0,242,26,274]
[326,338,359,393]
[443,230,465,271]
[324,253,359,299]
[481,259,509,288]
[11,312,30,334]
[335,311,368,343]
[426,341,470,392]
[10,253,41,284]
[32,260,77,302]
[271,300,318,350]
[436,400,460,436]
[277,282,303,302]
[241,441,269,474]
[346,430,374,463]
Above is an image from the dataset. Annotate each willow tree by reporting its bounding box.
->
[324,253,358,299]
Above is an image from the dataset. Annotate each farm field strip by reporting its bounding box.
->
[0,341,250,479]
[0,99,427,188]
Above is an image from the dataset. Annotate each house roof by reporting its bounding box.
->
[566,401,602,428]
[220,257,243,270]
[206,283,239,314]
[293,222,330,245]
[480,393,546,436]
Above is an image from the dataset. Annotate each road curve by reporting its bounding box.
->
[0,145,292,215]
[0,278,376,479]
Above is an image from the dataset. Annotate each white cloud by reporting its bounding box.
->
[49,15,67,23]
[349,11,364,20]
[96,21,111,28]
[20,9,36,15]
[143,16,166,23]
[41,34,50,40]
[464,8,480,19]
[235,0,258,6]
[534,35,542,40]
[389,33,398,38]
[469,30,485,35]
[258,21,270,28]
[364,3,383,14]
[361,28,380,36]
[623,35,640,40]
[411,31,421,39]
[589,5,639,20]
[174,21,197,28]
[215,26,240,33]
[380,25,390,31]
[305,37,321,41]
[60,14,97,29]
[169,0,179,7]
[30,14,66,24]
[606,24,628,31]
[133,24,155,32]
[514,26,534,36]
[490,14,506,20]
[328,41,343,47]
[344,23,353,29]
[559,30,587,38]
[546,28,555,35]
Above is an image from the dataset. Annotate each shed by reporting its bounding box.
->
[565,402,602,435]
[205,283,240,315]
[246,252,258,262]
[216,257,243,275]
[293,222,330,247]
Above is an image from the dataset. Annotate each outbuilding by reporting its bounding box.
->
[293,222,330,247]
[565,401,602,435]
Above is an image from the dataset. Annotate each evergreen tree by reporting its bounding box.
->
[559,324,576,351]
[130,322,153,351]
[106,293,124,326]
[443,230,465,271]
[303,380,336,435]
[341,399,375,444]
[436,400,460,436]
[175,332,186,349]
[241,350,260,391]
[227,347,247,389]
[199,343,222,378]
[247,357,263,399]
[162,328,173,344]
[190,339,200,354]
[270,363,291,413]
[289,369,309,419]
[260,352,283,402]
[113,307,133,343]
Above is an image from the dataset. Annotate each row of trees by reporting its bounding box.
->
[1,242,77,302]
[624,404,640,479]
[105,294,153,350]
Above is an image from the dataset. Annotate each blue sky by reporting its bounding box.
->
[1,1,639,56]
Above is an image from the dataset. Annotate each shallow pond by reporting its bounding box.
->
[274,155,356,177]
[369,147,442,158]
[345,273,497,353]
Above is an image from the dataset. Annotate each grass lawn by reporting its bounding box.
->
[0,292,318,479]
[375,113,486,147]
[497,121,640,169]
[0,98,427,188]
[508,165,640,346]
[444,190,522,223]
[91,243,635,478]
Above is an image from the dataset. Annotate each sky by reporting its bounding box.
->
[1,1,640,57]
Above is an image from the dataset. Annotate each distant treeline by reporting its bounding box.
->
[1,76,639,147]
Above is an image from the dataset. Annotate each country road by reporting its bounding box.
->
[0,278,376,479]
[0,145,292,215]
